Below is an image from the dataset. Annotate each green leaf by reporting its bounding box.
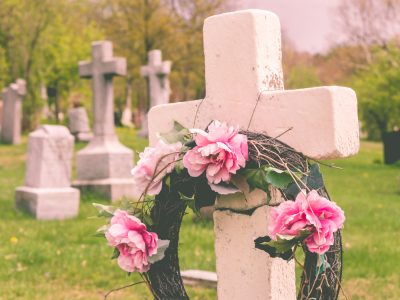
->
[158,121,190,144]
[316,254,331,276]
[111,247,120,260]
[92,203,116,218]
[179,192,199,215]
[242,168,269,193]
[265,168,294,189]
[142,213,154,226]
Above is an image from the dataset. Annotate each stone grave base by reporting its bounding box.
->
[15,186,80,220]
[75,132,93,142]
[73,178,139,202]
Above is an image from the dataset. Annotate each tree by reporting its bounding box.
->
[336,0,400,65]
[0,0,102,129]
[351,44,400,139]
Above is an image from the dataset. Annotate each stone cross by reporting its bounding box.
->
[74,41,136,201]
[1,79,26,144]
[15,125,80,220]
[139,50,172,137]
[148,10,359,300]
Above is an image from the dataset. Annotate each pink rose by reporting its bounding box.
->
[132,141,182,196]
[183,120,248,184]
[105,210,158,273]
[268,196,308,239]
[268,190,345,255]
[305,219,335,254]
[299,190,345,233]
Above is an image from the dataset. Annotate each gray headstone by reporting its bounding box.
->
[15,125,80,220]
[73,41,138,201]
[139,50,171,137]
[0,79,26,144]
[68,107,93,142]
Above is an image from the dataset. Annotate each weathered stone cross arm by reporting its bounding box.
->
[149,86,358,160]
[78,41,126,78]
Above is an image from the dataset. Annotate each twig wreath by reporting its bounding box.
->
[94,120,345,300]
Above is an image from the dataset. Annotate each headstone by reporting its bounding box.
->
[73,41,137,201]
[383,131,400,164]
[0,79,26,144]
[121,84,134,128]
[138,50,172,137]
[148,10,359,300]
[68,106,93,142]
[15,125,80,220]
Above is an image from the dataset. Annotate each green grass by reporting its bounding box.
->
[0,129,399,299]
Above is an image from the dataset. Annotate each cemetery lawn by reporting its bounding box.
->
[0,128,398,300]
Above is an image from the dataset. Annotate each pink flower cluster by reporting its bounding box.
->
[268,190,345,254]
[105,210,158,273]
[132,141,182,196]
[183,121,248,184]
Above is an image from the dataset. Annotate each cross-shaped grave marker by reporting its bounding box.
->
[148,10,359,300]
[139,50,171,137]
[1,79,26,144]
[74,41,136,201]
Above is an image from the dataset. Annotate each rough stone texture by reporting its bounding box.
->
[15,125,80,220]
[147,9,359,300]
[68,107,93,142]
[139,50,171,137]
[1,79,26,144]
[74,41,136,202]
[214,206,296,300]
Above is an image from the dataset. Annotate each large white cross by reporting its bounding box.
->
[148,10,359,300]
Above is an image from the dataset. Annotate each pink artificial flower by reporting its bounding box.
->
[105,210,158,273]
[299,190,345,233]
[268,190,345,255]
[132,141,182,196]
[183,120,248,184]
[268,195,308,240]
[305,220,335,254]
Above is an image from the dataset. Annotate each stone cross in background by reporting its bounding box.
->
[148,10,359,300]
[139,49,171,137]
[74,41,136,201]
[68,106,93,142]
[15,125,80,220]
[1,79,26,144]
[121,84,134,128]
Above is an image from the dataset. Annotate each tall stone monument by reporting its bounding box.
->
[148,10,359,300]
[139,50,171,137]
[68,106,93,142]
[1,79,26,144]
[74,41,136,201]
[15,125,80,220]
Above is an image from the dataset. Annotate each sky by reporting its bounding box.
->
[240,0,343,53]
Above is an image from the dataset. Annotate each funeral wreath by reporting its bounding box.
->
[94,120,345,300]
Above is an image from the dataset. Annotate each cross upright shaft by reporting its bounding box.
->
[79,41,126,138]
